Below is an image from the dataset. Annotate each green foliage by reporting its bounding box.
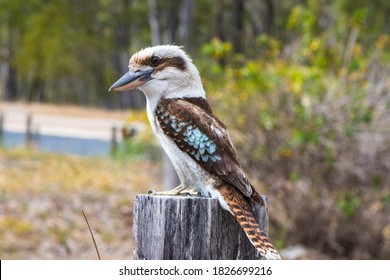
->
[382,195,390,205]
[202,38,233,60]
[338,191,361,217]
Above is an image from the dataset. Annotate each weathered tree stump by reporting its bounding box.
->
[133,194,269,260]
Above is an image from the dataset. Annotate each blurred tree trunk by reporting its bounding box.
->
[149,0,160,46]
[178,0,194,48]
[233,0,245,53]
[28,77,45,102]
[4,28,18,101]
[166,0,180,43]
[248,0,274,36]
[264,0,274,34]
[215,0,225,41]
[5,65,18,101]
[214,0,227,67]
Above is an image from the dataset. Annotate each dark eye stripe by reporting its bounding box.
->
[155,57,186,72]
[131,55,186,72]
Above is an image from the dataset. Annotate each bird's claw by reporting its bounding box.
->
[184,190,203,197]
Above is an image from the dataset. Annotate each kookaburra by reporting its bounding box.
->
[109,45,281,260]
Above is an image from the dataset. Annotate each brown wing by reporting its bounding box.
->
[155,97,261,203]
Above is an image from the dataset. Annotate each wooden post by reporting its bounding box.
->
[26,113,33,147]
[133,194,269,260]
[111,126,117,155]
[0,113,3,144]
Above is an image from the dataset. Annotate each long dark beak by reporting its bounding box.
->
[109,68,154,91]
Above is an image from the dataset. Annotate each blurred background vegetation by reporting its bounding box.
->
[0,0,389,259]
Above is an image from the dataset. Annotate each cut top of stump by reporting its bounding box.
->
[133,194,269,260]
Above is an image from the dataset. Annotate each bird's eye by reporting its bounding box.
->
[150,56,161,66]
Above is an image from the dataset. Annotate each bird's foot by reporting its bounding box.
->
[148,184,186,196]
[148,185,203,197]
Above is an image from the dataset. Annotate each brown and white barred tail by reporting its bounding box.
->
[216,183,282,260]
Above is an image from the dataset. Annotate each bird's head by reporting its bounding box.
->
[109,45,205,101]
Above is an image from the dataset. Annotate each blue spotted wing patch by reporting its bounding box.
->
[183,125,221,162]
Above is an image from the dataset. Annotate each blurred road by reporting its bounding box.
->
[2,105,125,141]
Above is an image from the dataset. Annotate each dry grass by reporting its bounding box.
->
[0,147,162,259]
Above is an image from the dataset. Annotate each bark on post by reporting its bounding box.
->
[133,194,269,260]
